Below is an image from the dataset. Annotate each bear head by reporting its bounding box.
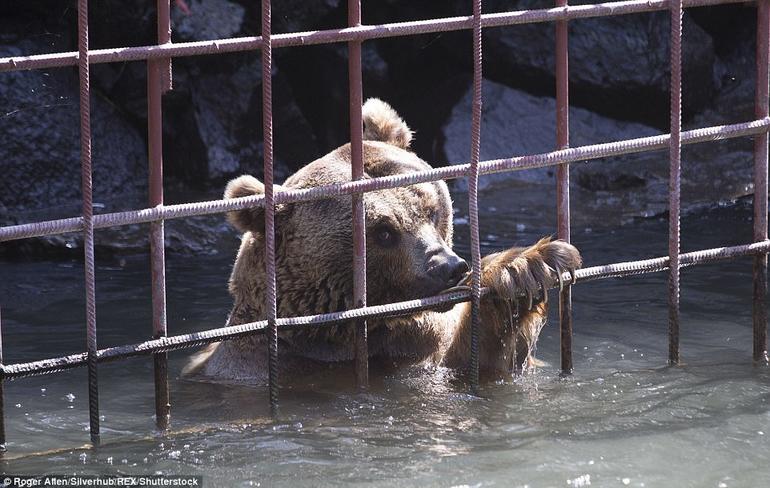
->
[223,99,469,312]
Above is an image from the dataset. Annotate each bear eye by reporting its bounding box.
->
[372,223,399,248]
[430,209,441,225]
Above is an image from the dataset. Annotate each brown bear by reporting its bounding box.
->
[184,99,582,384]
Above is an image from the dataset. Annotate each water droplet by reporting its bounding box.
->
[64,393,76,402]
[621,478,630,485]
[168,450,181,460]
[107,457,113,465]
[79,453,87,464]
[516,223,526,232]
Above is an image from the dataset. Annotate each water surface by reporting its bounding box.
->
[2,183,769,487]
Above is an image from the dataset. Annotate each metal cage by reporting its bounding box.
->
[0,0,768,449]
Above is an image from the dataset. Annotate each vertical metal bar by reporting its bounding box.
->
[468,0,483,392]
[261,0,279,414]
[157,0,172,93]
[555,0,573,375]
[753,0,770,364]
[0,307,6,454]
[148,0,172,431]
[77,0,101,445]
[668,0,683,365]
[348,0,368,390]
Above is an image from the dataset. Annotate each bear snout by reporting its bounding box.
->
[425,251,469,289]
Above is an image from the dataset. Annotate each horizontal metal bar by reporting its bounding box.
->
[2,117,768,243]
[3,239,769,380]
[0,0,754,73]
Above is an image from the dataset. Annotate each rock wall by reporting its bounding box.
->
[0,0,757,255]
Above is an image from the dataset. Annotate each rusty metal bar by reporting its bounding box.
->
[2,118,769,244]
[754,0,770,364]
[4,239,770,381]
[261,0,279,414]
[0,307,6,454]
[147,0,172,431]
[77,0,100,446]
[668,0,683,365]
[467,0,483,391]
[0,0,755,73]
[157,0,172,93]
[348,0,369,390]
[555,0,573,375]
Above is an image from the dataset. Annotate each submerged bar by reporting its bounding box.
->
[468,0,483,391]
[147,0,172,431]
[555,0,573,375]
[348,0,369,390]
[261,0,279,414]
[753,0,770,363]
[77,0,100,445]
[668,0,683,365]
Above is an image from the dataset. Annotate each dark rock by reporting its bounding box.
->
[444,78,762,223]
[242,0,342,34]
[90,52,320,187]
[172,0,245,42]
[0,45,148,216]
[479,0,716,127]
[278,42,393,153]
[443,78,662,187]
[182,52,319,183]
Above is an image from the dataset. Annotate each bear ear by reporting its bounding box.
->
[362,98,413,150]
[224,175,267,233]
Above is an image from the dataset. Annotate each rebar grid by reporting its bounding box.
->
[3,118,768,245]
[3,238,769,381]
[0,0,767,450]
[0,0,755,73]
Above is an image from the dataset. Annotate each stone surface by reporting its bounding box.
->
[480,0,716,125]
[172,0,245,42]
[444,78,761,223]
[0,45,148,216]
[443,79,662,186]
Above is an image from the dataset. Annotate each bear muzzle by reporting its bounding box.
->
[425,249,470,290]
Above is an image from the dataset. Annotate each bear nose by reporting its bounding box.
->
[446,256,470,286]
[428,251,469,287]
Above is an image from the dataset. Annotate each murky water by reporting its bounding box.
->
[2,182,770,487]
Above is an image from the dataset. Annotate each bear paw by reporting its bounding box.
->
[480,237,582,314]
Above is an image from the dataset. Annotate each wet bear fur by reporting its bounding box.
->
[184,99,582,384]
